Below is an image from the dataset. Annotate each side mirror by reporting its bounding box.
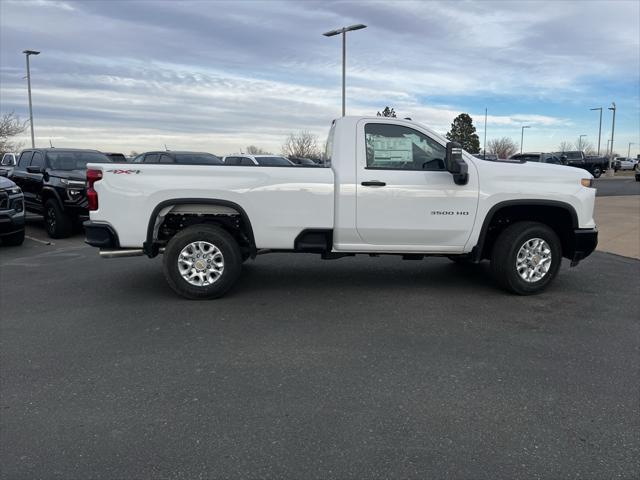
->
[445,142,469,185]
[26,165,45,174]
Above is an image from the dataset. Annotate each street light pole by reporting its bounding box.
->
[23,49,40,148]
[608,102,616,171]
[520,125,530,153]
[590,107,602,155]
[578,134,587,151]
[628,142,635,159]
[323,24,367,117]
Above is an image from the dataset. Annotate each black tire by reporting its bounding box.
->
[2,229,25,246]
[490,221,562,295]
[592,166,602,178]
[44,199,73,238]
[162,224,242,299]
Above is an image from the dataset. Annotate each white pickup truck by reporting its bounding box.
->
[85,116,598,299]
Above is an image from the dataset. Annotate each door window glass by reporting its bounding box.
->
[31,152,45,168]
[159,154,174,164]
[144,153,160,163]
[17,151,33,169]
[240,158,256,166]
[225,157,240,165]
[365,123,445,171]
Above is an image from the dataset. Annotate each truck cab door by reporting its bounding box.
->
[11,151,33,206]
[355,120,479,252]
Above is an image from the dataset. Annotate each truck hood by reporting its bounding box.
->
[0,175,17,189]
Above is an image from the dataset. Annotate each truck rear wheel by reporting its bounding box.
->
[490,221,561,295]
[162,224,242,299]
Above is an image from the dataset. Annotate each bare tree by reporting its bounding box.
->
[557,140,573,153]
[281,131,320,159]
[0,112,27,154]
[246,145,272,155]
[574,137,596,155]
[487,137,518,159]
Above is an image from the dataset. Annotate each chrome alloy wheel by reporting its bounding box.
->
[516,238,552,283]
[178,241,224,287]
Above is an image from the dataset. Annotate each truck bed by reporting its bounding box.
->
[89,164,335,248]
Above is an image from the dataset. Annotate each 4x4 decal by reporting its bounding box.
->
[106,169,141,174]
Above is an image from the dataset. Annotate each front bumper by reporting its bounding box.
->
[84,221,120,248]
[570,228,598,266]
[0,211,25,236]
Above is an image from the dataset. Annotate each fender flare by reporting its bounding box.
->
[41,186,64,208]
[143,198,256,257]
[472,199,579,261]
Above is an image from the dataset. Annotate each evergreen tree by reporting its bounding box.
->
[446,113,480,153]
[377,106,397,118]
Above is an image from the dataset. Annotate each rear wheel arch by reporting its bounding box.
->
[474,200,578,261]
[144,198,256,258]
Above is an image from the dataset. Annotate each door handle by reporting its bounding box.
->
[361,181,386,187]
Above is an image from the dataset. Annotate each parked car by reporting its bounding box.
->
[103,152,128,163]
[472,153,499,161]
[223,154,294,166]
[509,152,565,165]
[0,176,25,246]
[132,151,222,165]
[288,156,319,166]
[613,157,638,171]
[635,164,640,182]
[85,116,597,299]
[10,148,113,238]
[553,151,608,178]
[0,152,18,177]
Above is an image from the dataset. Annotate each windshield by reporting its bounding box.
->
[255,156,291,166]
[174,153,222,165]
[46,151,112,170]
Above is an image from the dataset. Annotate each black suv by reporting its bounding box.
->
[10,148,113,238]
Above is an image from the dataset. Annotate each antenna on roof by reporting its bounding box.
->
[49,139,54,148]
[164,144,169,151]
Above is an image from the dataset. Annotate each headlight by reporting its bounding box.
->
[5,187,21,195]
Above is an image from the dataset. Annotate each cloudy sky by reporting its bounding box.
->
[1,0,638,156]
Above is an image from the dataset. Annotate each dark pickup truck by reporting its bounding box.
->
[553,151,609,178]
[10,148,113,238]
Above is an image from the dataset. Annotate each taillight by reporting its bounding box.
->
[86,169,102,211]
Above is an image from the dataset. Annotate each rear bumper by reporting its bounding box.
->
[570,228,598,265]
[84,221,120,248]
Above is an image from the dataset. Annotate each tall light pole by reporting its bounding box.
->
[628,142,635,159]
[520,125,530,153]
[608,102,616,171]
[590,107,602,155]
[23,49,40,148]
[323,24,367,117]
[578,134,587,151]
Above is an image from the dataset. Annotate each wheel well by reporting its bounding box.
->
[478,203,577,260]
[145,200,256,258]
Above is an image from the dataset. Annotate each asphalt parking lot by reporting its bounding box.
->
[593,176,640,196]
[1,215,639,480]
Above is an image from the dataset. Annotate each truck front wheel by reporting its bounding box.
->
[490,221,562,295]
[592,166,602,178]
[162,224,242,299]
